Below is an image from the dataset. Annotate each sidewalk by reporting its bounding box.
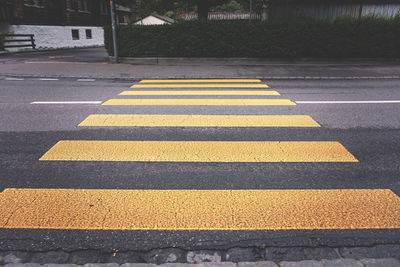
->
[1,48,400,80]
[1,259,400,266]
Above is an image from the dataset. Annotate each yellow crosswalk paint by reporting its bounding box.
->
[1,189,399,230]
[39,141,358,162]
[78,115,321,127]
[102,99,296,106]
[120,90,280,96]
[131,84,269,88]
[139,79,262,83]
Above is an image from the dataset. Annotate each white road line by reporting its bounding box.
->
[77,79,96,82]
[25,61,89,64]
[31,101,102,105]
[5,77,24,81]
[39,78,59,81]
[296,100,400,104]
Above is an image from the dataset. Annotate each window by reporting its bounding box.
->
[100,1,109,15]
[85,29,92,39]
[24,0,45,8]
[68,0,89,12]
[79,0,89,12]
[71,0,79,10]
[71,29,79,40]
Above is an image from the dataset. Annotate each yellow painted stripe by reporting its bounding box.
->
[131,84,269,88]
[102,99,296,106]
[120,90,280,96]
[78,115,321,127]
[139,79,262,83]
[1,189,399,230]
[39,141,358,162]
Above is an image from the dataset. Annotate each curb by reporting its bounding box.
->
[2,74,400,81]
[109,56,400,66]
[1,258,400,267]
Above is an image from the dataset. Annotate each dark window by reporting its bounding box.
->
[71,0,79,10]
[0,4,12,22]
[24,0,45,8]
[80,0,88,11]
[85,29,92,39]
[100,1,109,14]
[69,0,89,12]
[72,29,79,40]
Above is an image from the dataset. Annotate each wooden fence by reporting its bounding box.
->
[271,3,400,19]
[184,4,400,21]
[186,12,261,20]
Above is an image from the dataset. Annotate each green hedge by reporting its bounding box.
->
[105,16,400,58]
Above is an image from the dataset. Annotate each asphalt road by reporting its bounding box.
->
[1,77,400,263]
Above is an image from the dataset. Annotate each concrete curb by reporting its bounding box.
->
[1,258,400,267]
[110,56,400,66]
[2,74,400,81]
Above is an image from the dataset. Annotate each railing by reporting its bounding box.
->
[2,34,36,49]
[185,12,261,20]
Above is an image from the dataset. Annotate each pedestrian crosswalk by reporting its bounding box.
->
[139,79,262,83]
[39,141,357,162]
[78,114,320,127]
[102,98,296,106]
[1,78,400,231]
[1,189,400,230]
[119,90,280,95]
[131,84,269,88]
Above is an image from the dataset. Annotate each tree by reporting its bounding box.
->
[117,0,252,20]
[211,0,245,13]
[193,0,225,19]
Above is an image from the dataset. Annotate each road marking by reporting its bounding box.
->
[139,79,262,83]
[1,189,398,230]
[120,90,280,96]
[78,115,321,127]
[25,61,89,64]
[131,84,269,88]
[296,100,400,104]
[102,99,295,106]
[77,79,96,82]
[39,141,358,162]
[5,77,24,81]
[39,78,59,81]
[31,101,102,105]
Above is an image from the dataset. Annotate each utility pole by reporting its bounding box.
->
[249,0,253,22]
[110,0,118,63]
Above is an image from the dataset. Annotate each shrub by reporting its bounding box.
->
[104,17,400,58]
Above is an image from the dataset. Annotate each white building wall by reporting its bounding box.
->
[1,24,104,51]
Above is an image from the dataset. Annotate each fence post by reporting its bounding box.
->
[30,35,36,49]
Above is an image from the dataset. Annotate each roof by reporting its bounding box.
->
[115,4,132,13]
[151,14,175,24]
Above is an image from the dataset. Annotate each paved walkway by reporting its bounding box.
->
[1,259,400,266]
[1,48,400,80]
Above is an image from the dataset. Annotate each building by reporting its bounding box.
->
[0,0,132,50]
[134,14,174,25]
[116,4,133,25]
